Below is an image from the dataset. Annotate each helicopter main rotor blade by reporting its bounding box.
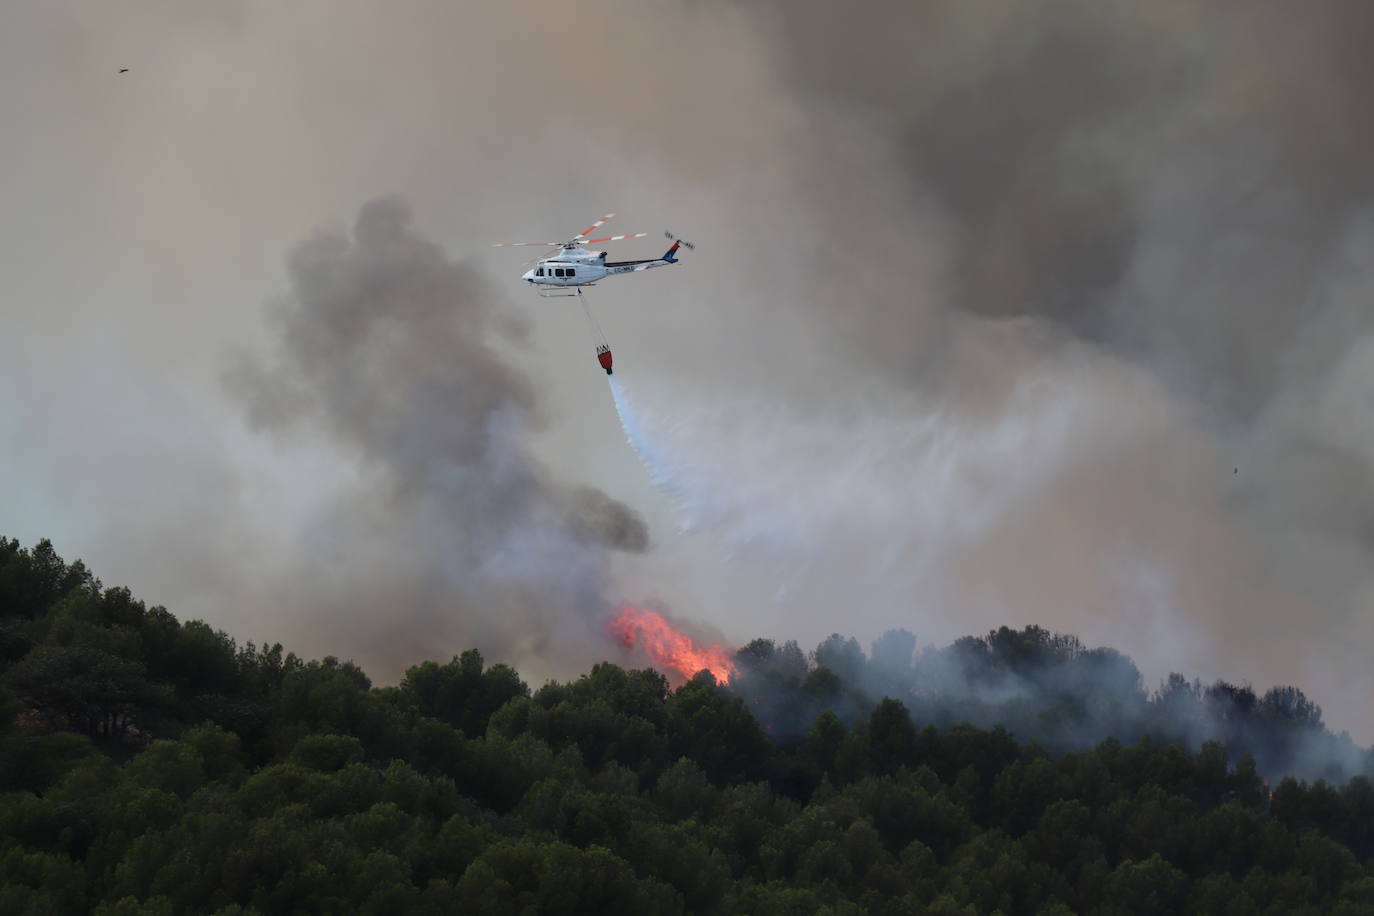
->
[583,232,647,244]
[491,242,562,248]
[574,213,616,240]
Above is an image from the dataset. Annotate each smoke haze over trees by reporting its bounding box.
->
[3,1,1374,748]
[4,537,1374,912]
[219,197,648,677]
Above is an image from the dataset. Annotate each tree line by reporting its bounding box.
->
[2,536,1372,914]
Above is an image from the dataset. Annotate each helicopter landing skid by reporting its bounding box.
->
[538,285,595,299]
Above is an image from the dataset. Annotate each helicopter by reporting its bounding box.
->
[493,213,694,298]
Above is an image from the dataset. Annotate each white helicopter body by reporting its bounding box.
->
[493,214,693,298]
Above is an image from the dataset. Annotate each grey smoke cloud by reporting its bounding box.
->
[748,0,1374,410]
[2,0,1372,746]
[221,196,647,674]
[609,0,1374,740]
[565,486,651,554]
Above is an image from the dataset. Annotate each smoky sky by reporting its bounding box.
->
[3,1,1374,742]
[611,0,1374,742]
[749,0,1374,414]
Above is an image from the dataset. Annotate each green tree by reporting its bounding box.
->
[653,757,715,822]
[869,699,918,775]
[401,649,529,738]
[1104,853,1187,915]
[5,646,168,739]
[813,634,866,683]
[457,840,679,915]
[806,710,848,776]
[667,676,771,785]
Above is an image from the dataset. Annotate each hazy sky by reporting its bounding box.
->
[4,1,1373,741]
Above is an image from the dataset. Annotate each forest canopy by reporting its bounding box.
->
[2,536,1372,914]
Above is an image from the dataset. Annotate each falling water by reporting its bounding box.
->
[607,375,700,532]
[608,376,670,489]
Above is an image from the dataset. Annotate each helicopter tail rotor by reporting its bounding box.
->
[664,231,696,250]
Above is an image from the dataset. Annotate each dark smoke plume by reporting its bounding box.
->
[749,0,1374,412]
[222,197,647,677]
[565,486,651,554]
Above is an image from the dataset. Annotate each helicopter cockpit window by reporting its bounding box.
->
[536,267,544,277]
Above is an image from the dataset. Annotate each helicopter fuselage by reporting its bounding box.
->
[521,240,682,295]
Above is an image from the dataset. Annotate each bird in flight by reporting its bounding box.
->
[119,68,129,73]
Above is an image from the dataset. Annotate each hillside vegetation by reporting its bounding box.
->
[2,536,1372,914]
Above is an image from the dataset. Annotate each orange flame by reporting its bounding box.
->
[608,605,736,685]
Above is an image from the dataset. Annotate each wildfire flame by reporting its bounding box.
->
[608,605,736,685]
